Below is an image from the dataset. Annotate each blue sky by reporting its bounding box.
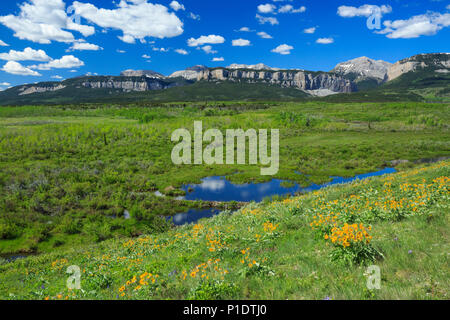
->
[0,0,449,89]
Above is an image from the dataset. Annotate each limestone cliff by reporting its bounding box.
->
[120,70,165,79]
[18,84,66,96]
[332,57,392,81]
[169,65,208,80]
[387,53,450,81]
[80,77,172,91]
[197,68,356,93]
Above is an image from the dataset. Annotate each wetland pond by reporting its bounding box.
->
[1,168,396,262]
[168,168,396,226]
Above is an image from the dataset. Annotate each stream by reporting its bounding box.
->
[168,168,396,226]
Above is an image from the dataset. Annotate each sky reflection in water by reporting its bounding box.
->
[168,168,396,226]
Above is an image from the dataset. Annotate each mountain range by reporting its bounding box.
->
[0,53,448,105]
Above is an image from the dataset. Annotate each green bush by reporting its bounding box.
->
[83,221,112,243]
[329,242,383,266]
[0,221,20,240]
[60,216,83,235]
[188,281,238,300]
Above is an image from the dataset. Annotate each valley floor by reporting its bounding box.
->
[0,102,449,255]
[0,161,448,300]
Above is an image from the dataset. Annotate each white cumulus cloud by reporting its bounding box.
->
[271,44,293,55]
[212,57,224,62]
[1,61,41,76]
[68,41,103,51]
[201,45,217,54]
[316,37,334,44]
[257,31,273,39]
[278,5,306,13]
[30,55,84,70]
[257,4,276,14]
[0,40,9,46]
[152,47,169,52]
[303,27,316,34]
[0,0,95,44]
[377,12,450,38]
[337,4,392,18]
[189,12,200,20]
[72,0,184,43]
[0,47,51,61]
[169,1,185,11]
[175,49,188,55]
[187,35,225,47]
[256,14,279,25]
[232,39,251,46]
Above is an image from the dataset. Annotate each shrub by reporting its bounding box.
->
[83,222,112,243]
[325,223,383,265]
[60,216,83,235]
[29,224,52,243]
[139,113,155,123]
[188,281,238,300]
[0,221,20,240]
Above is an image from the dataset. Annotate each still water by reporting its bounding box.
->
[168,168,396,226]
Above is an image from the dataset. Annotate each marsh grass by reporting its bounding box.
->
[0,101,448,255]
[0,161,448,300]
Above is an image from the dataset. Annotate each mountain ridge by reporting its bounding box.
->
[331,56,393,82]
[0,53,448,105]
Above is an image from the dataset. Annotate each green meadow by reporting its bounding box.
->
[0,161,448,300]
[0,101,448,262]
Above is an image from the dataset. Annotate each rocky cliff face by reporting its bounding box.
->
[197,68,356,93]
[9,53,448,99]
[80,77,172,91]
[227,63,280,71]
[169,65,208,80]
[16,76,185,96]
[18,84,66,96]
[332,56,392,81]
[120,69,165,79]
[387,53,450,81]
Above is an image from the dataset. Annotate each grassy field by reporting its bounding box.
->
[0,101,449,255]
[0,161,448,300]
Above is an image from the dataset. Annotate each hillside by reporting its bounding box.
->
[0,53,448,105]
[331,56,392,91]
[383,65,450,101]
[0,162,448,300]
[0,81,309,105]
[0,101,448,258]
[320,57,450,103]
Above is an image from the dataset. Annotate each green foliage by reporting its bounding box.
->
[59,216,83,235]
[83,221,113,243]
[274,111,328,128]
[0,101,448,255]
[329,242,383,266]
[0,81,309,106]
[86,273,114,291]
[188,281,238,300]
[0,221,21,240]
[407,114,443,127]
[0,162,448,300]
